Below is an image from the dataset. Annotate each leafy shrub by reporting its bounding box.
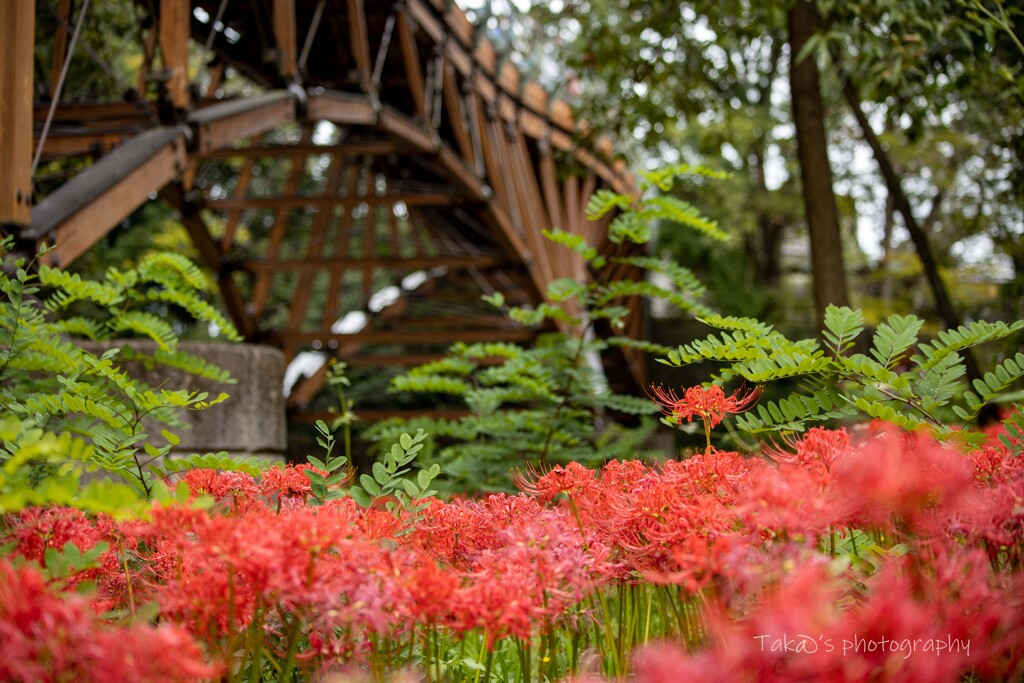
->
[367,166,728,491]
[0,241,252,510]
[661,304,1024,450]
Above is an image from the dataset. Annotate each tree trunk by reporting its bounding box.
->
[788,0,850,324]
[839,77,980,381]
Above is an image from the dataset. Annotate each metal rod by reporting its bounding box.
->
[198,0,231,82]
[298,0,326,70]
[33,0,92,176]
[371,13,396,88]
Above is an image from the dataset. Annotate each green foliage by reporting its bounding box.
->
[0,240,256,510]
[662,304,1024,441]
[369,171,728,491]
[300,419,348,505]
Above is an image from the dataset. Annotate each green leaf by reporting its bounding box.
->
[372,461,389,485]
[360,474,381,496]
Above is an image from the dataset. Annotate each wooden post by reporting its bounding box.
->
[50,0,72,100]
[272,0,297,80]
[0,0,35,228]
[159,0,190,110]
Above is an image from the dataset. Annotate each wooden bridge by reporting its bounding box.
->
[1,0,645,417]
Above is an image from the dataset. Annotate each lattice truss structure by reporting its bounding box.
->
[1,0,646,416]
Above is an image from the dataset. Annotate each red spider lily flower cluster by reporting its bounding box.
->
[2,422,1024,681]
[648,383,763,429]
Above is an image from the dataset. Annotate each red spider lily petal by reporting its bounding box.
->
[648,384,763,429]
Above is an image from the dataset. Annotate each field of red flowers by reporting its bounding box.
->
[3,419,1023,682]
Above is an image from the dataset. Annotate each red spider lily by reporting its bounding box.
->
[514,461,597,502]
[648,384,763,430]
[649,384,762,453]
[0,559,217,682]
[833,427,974,533]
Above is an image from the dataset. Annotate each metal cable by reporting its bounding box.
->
[33,0,92,176]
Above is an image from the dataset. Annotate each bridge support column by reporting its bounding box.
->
[0,0,34,229]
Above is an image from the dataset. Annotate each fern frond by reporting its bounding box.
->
[592,392,660,415]
[641,196,729,241]
[735,387,854,433]
[38,266,123,309]
[390,374,471,396]
[541,229,605,266]
[869,314,923,369]
[584,189,632,221]
[822,305,864,357]
[137,251,211,292]
[48,317,106,341]
[120,346,235,384]
[606,336,674,356]
[145,289,241,341]
[912,320,1024,372]
[957,352,1024,417]
[108,311,177,351]
[636,163,730,191]
[612,256,706,297]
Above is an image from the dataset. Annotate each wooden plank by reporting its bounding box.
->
[198,141,400,159]
[320,167,361,329]
[250,131,311,319]
[539,147,565,232]
[436,146,487,201]
[49,0,71,100]
[33,131,126,160]
[272,0,298,79]
[274,328,536,346]
[286,155,345,331]
[379,107,436,152]
[221,157,252,250]
[208,193,456,209]
[442,60,474,163]
[31,130,186,266]
[159,0,190,110]
[347,0,372,91]
[190,91,297,153]
[0,0,35,226]
[305,90,377,125]
[396,10,426,117]
[244,254,502,272]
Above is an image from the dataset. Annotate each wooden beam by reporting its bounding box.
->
[197,141,400,159]
[189,91,297,154]
[0,0,35,227]
[250,132,310,319]
[396,10,427,117]
[159,0,190,110]
[379,107,436,152]
[305,90,377,125]
[221,158,252,250]
[208,193,457,210]
[33,131,126,160]
[28,127,186,266]
[274,328,535,346]
[49,0,71,100]
[287,157,345,331]
[243,254,502,273]
[347,0,372,92]
[272,0,298,80]
[442,60,475,164]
